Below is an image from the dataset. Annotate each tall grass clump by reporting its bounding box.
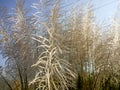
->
[30,0,76,90]
[61,2,120,90]
[1,0,120,90]
[29,1,120,90]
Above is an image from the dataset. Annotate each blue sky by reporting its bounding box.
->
[0,0,120,66]
[93,0,120,24]
[0,0,119,23]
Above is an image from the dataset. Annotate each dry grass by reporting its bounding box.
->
[1,0,120,90]
[30,1,76,90]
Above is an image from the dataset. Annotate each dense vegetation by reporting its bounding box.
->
[0,0,120,90]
